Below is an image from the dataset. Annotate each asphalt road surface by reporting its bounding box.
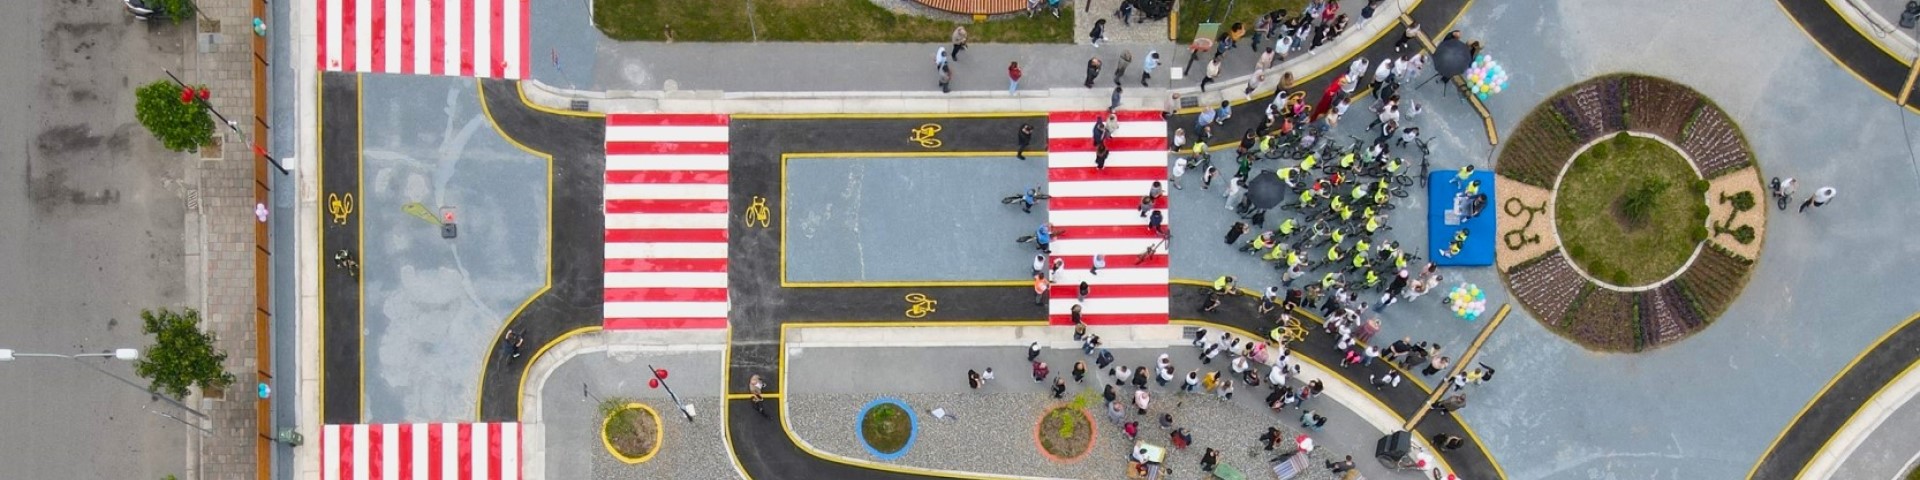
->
[0,0,199,478]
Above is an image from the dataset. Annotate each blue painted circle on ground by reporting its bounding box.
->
[855,397,917,461]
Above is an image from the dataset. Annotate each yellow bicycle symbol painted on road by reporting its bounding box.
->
[1269,318,1309,345]
[910,123,943,149]
[904,293,938,318]
[327,193,355,226]
[743,196,771,228]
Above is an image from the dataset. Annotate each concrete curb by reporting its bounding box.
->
[1834,0,1920,61]
[522,7,1409,114]
[1800,358,1920,479]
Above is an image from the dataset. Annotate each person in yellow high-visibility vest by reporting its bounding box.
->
[1277,218,1297,237]
[1300,153,1318,171]
[1263,243,1287,262]
[1326,243,1344,263]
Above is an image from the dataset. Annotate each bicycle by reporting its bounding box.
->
[1769,177,1795,211]
[1000,188,1052,205]
[1410,138,1434,189]
[1268,317,1311,344]
[1014,229,1065,244]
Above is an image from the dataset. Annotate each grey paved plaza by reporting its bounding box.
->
[298,0,1920,477]
[361,74,551,423]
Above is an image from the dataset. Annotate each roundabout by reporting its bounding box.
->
[1497,74,1765,352]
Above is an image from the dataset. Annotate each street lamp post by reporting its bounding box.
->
[0,348,212,433]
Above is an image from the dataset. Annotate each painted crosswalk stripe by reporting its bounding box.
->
[1045,111,1171,326]
[603,114,732,329]
[316,0,526,78]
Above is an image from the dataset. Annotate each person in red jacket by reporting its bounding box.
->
[1008,62,1023,93]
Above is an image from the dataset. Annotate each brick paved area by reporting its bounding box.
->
[192,0,269,476]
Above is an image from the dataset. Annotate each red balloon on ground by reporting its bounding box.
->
[655,369,669,379]
[648,379,660,389]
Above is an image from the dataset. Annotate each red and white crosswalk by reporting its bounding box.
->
[320,423,520,480]
[602,114,732,330]
[1044,111,1171,326]
[315,0,529,78]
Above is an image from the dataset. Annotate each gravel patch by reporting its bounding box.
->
[1495,174,1558,272]
[1705,165,1764,260]
[789,391,1352,480]
[543,397,735,480]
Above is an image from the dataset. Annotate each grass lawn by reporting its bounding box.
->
[1173,0,1305,43]
[595,0,1075,42]
[1555,135,1705,287]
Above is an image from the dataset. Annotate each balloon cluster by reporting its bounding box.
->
[1464,54,1509,101]
[1448,283,1487,321]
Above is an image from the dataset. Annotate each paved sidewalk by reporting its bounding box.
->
[194,0,271,476]
[534,0,1406,94]
[787,344,1445,480]
[1822,361,1920,479]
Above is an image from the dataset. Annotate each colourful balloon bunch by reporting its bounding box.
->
[1447,283,1487,321]
[1465,54,1508,101]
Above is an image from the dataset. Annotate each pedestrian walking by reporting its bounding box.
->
[1143,51,1160,86]
[1032,361,1051,382]
[1799,186,1836,212]
[1217,377,1234,399]
[1111,86,1124,111]
[934,47,949,70]
[1095,144,1110,170]
[1202,164,1218,189]
[1182,370,1200,392]
[937,64,952,93]
[1225,221,1249,244]
[1071,304,1085,327]
[1157,364,1176,387]
[1201,342,1222,364]
[1422,355,1451,376]
[1200,56,1223,91]
[1072,361,1088,383]
[1431,392,1467,415]
[1147,210,1164,234]
[1082,333,1103,354]
[749,392,770,417]
[1096,348,1115,368]
[968,369,984,389]
[1008,61,1023,94]
[951,26,969,59]
[1138,194,1156,217]
[1114,50,1133,85]
[1169,156,1192,189]
[1090,253,1106,274]
[1078,281,1091,302]
[1134,388,1151,414]
[1085,56,1103,88]
[1370,371,1402,389]
[1033,274,1049,305]
[1200,448,1221,472]
[1028,341,1045,362]
[749,374,766,395]
[1114,365,1132,386]
[1108,400,1127,424]
[980,367,996,384]
[1090,19,1107,47]
[1015,123,1034,160]
[1052,377,1068,398]
[1259,427,1284,450]
[1326,455,1356,473]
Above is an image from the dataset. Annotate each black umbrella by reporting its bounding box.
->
[1246,169,1289,209]
[1432,36,1473,78]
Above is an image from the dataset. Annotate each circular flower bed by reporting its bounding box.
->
[1555,133,1705,287]
[1033,404,1095,462]
[1496,74,1762,352]
[858,398,917,460]
[601,402,662,464]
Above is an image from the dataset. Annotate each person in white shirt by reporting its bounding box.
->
[1799,186,1837,212]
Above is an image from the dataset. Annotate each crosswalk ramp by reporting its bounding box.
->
[1044,111,1171,326]
[315,0,529,78]
[320,423,520,480]
[603,114,732,330]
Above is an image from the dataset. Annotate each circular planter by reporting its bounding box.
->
[601,402,663,464]
[1032,404,1096,463]
[1495,74,1762,352]
[857,398,917,461]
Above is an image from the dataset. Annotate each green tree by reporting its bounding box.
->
[133,80,215,153]
[133,308,235,399]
